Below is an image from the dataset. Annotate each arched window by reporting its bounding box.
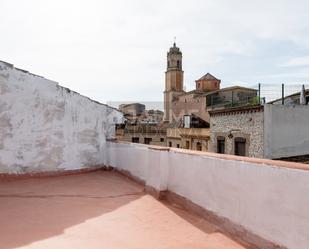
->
[177,60,180,67]
[168,61,170,68]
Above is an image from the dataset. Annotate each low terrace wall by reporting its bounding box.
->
[107,141,309,249]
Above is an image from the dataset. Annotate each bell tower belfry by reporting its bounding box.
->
[164,42,184,122]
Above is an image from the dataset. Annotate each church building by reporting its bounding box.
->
[164,43,258,151]
[164,43,223,124]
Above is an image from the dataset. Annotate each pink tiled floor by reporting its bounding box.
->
[0,171,255,249]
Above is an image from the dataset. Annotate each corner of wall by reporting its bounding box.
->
[263,104,272,159]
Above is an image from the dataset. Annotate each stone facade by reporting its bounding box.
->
[209,106,264,158]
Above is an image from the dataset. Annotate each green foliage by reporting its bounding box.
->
[249,96,260,106]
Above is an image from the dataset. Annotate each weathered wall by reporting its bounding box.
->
[172,94,209,122]
[209,109,264,158]
[0,61,123,173]
[107,141,309,249]
[264,104,309,159]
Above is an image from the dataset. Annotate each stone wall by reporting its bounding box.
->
[0,60,123,173]
[209,107,264,158]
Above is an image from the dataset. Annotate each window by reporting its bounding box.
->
[168,61,170,68]
[144,137,152,145]
[132,137,139,143]
[160,138,164,142]
[217,136,225,154]
[197,83,200,89]
[184,115,190,128]
[177,144,180,148]
[196,142,202,151]
[185,141,190,149]
[177,60,180,67]
[169,142,172,147]
[234,137,246,156]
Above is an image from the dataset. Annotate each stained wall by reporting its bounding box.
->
[0,61,123,173]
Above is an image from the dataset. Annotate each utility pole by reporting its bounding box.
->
[282,84,285,105]
[258,83,261,104]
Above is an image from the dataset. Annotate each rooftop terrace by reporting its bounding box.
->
[0,170,254,249]
[1,61,309,249]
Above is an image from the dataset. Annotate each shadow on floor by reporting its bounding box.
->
[0,170,254,249]
[0,171,144,249]
[162,201,257,249]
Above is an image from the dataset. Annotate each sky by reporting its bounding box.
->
[1,0,309,106]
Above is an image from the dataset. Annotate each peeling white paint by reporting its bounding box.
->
[0,61,123,173]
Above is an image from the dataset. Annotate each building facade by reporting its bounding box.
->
[209,103,309,160]
[209,106,264,158]
[116,123,167,146]
[167,127,210,151]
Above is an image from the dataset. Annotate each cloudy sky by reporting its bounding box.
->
[1,0,309,105]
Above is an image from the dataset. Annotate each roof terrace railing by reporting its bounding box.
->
[207,93,261,109]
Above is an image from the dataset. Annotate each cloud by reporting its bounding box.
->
[281,56,309,67]
[1,0,309,105]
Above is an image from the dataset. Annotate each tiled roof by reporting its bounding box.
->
[197,73,220,81]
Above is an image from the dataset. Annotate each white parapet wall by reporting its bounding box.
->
[0,60,123,173]
[107,141,309,249]
[107,142,169,191]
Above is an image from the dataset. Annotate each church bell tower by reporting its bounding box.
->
[164,42,184,122]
